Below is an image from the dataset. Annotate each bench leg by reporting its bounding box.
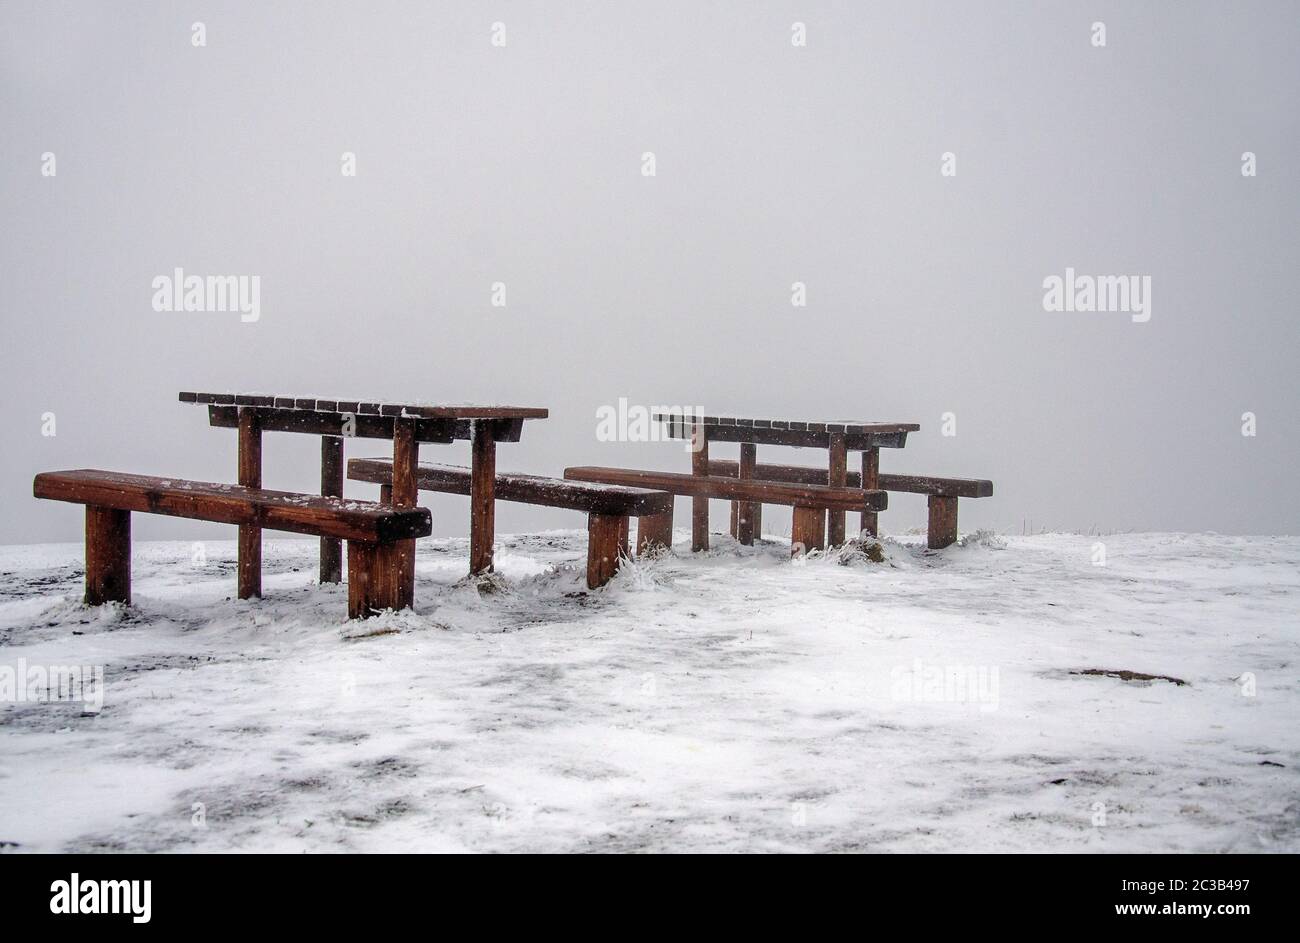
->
[379,483,392,504]
[637,509,673,554]
[618,517,630,559]
[85,507,130,605]
[927,495,959,549]
[860,447,880,538]
[587,513,623,589]
[347,540,407,618]
[729,501,739,538]
[752,502,762,539]
[319,435,344,584]
[237,408,262,599]
[791,505,825,557]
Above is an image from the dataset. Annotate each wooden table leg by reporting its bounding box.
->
[827,432,847,546]
[737,443,756,545]
[470,419,497,575]
[690,419,709,552]
[237,407,262,599]
[860,447,880,538]
[319,435,344,584]
[390,417,418,609]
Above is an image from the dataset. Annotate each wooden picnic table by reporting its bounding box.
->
[653,412,920,548]
[180,393,548,607]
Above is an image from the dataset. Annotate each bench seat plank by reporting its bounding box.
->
[34,470,431,543]
[564,466,886,512]
[706,460,992,499]
[348,459,674,517]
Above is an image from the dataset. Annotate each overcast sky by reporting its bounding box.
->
[2,1,1298,544]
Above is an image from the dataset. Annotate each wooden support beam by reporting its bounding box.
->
[636,510,673,554]
[617,517,630,559]
[587,512,623,588]
[737,443,757,545]
[85,507,130,605]
[390,417,418,609]
[690,420,709,552]
[860,447,880,538]
[928,495,959,549]
[791,505,826,557]
[827,433,847,546]
[319,436,344,583]
[237,408,262,599]
[469,419,497,575]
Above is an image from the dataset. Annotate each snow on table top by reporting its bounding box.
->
[179,392,548,420]
[0,531,1296,853]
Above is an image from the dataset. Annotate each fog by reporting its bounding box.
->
[3,1,1297,544]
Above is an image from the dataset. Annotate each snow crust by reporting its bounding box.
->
[1,531,1296,852]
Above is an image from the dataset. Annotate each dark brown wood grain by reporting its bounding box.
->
[181,392,547,421]
[861,448,880,538]
[347,540,406,618]
[827,431,848,546]
[636,510,674,554]
[33,471,432,542]
[691,421,710,552]
[927,495,959,549]
[348,459,674,517]
[737,443,757,545]
[320,435,344,584]
[587,513,623,589]
[653,412,920,437]
[706,460,992,499]
[85,506,130,605]
[205,407,530,445]
[237,408,262,599]
[207,404,453,443]
[654,412,919,450]
[563,467,887,512]
[791,506,826,556]
[469,421,496,575]
[391,417,419,605]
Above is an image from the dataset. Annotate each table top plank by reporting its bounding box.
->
[180,392,547,420]
[651,411,920,436]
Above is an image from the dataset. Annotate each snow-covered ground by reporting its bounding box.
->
[0,529,1296,853]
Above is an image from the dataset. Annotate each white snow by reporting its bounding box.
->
[0,530,1296,853]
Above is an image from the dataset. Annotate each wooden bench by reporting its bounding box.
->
[707,460,992,550]
[563,466,887,556]
[33,470,432,619]
[347,458,675,589]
